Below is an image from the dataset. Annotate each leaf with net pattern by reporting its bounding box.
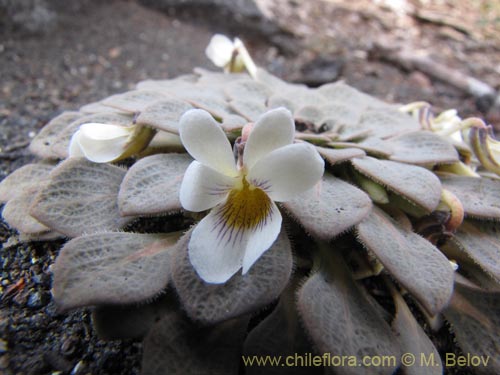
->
[52,232,177,311]
[224,80,272,103]
[451,221,500,281]
[0,163,53,202]
[316,147,366,165]
[101,90,168,113]
[29,112,84,159]
[352,157,442,212]
[357,108,421,139]
[357,207,454,315]
[118,153,191,217]
[444,284,500,375]
[283,174,372,240]
[392,290,443,375]
[439,175,500,220]
[135,98,193,134]
[388,131,459,165]
[2,187,50,234]
[297,253,401,375]
[243,292,322,375]
[171,230,293,325]
[30,158,130,237]
[142,311,247,375]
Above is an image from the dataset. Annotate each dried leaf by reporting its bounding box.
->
[135,98,193,134]
[29,112,83,159]
[388,131,459,165]
[297,253,401,375]
[52,232,177,311]
[0,163,53,202]
[142,311,247,375]
[283,174,372,241]
[30,158,131,237]
[352,157,442,212]
[172,230,293,325]
[451,221,500,281]
[439,175,500,220]
[316,146,366,165]
[392,291,443,375]
[444,284,500,375]
[102,90,168,113]
[118,153,192,217]
[357,207,454,315]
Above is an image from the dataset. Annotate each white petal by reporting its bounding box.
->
[188,208,246,284]
[247,143,325,202]
[241,201,281,274]
[77,129,131,163]
[234,38,257,78]
[179,109,237,176]
[188,200,282,283]
[205,34,234,68]
[243,108,295,170]
[79,123,133,139]
[68,130,85,157]
[180,161,237,212]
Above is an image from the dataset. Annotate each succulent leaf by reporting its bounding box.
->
[135,98,194,134]
[439,175,500,220]
[388,131,459,165]
[444,284,500,375]
[30,158,131,237]
[52,232,177,311]
[391,288,443,375]
[2,187,50,234]
[451,221,500,282]
[102,90,169,113]
[357,207,455,315]
[283,174,372,241]
[297,251,401,375]
[142,311,247,375]
[118,153,192,217]
[29,112,84,159]
[0,163,54,202]
[352,157,442,212]
[171,230,293,325]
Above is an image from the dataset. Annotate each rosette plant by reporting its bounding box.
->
[1,35,499,375]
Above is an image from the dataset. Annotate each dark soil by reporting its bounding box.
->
[1,0,498,374]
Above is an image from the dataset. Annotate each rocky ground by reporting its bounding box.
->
[0,0,499,374]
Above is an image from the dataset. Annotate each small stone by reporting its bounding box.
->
[27,291,48,309]
[0,338,8,353]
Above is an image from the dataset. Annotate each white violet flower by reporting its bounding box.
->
[205,34,257,78]
[179,108,325,283]
[69,123,155,163]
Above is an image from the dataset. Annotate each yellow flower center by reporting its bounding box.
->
[216,178,272,233]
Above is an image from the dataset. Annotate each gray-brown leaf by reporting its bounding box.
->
[283,174,372,241]
[52,232,176,311]
[118,153,192,217]
[171,230,293,325]
[30,158,131,237]
[357,207,454,315]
